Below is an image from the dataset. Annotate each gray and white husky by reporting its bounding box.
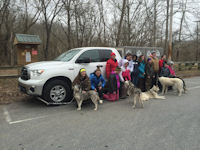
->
[73,85,103,111]
[124,81,144,108]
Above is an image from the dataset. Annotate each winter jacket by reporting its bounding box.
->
[106,58,118,79]
[159,59,164,70]
[132,60,139,76]
[168,66,176,76]
[145,63,154,78]
[121,59,131,81]
[122,69,131,81]
[72,73,91,91]
[138,61,146,79]
[150,56,159,73]
[90,73,106,90]
[160,67,170,77]
[119,59,133,72]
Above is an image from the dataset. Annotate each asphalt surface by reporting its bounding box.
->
[0,77,200,150]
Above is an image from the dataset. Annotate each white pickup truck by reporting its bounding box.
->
[18,47,121,104]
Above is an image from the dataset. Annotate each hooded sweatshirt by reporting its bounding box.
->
[121,59,131,81]
[119,58,133,72]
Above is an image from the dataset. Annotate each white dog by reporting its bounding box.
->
[140,85,166,101]
[159,77,187,96]
[73,85,103,111]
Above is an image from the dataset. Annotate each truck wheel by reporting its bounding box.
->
[43,79,72,104]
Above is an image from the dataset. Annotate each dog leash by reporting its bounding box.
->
[65,97,75,104]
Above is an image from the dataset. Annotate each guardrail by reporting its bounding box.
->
[0,66,22,78]
[173,61,200,71]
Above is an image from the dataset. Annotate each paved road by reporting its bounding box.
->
[0,77,200,150]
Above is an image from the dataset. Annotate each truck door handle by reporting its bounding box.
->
[68,68,74,70]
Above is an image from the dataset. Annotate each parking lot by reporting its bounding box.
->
[0,77,200,150]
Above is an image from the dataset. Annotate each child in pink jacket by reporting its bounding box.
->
[122,60,131,81]
[167,61,176,77]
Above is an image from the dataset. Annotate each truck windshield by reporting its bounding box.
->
[54,49,81,61]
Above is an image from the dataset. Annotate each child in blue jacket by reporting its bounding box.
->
[90,67,106,99]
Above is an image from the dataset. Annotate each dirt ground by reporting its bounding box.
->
[0,70,200,105]
[0,78,28,104]
[0,68,18,76]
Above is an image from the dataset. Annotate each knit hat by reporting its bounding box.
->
[110,52,116,56]
[147,58,152,62]
[123,59,129,66]
[167,60,174,65]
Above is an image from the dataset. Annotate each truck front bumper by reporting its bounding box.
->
[18,78,44,96]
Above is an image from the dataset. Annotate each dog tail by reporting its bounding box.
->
[177,77,187,93]
[183,80,187,93]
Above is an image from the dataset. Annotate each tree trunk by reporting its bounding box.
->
[116,0,126,47]
[153,0,157,46]
[178,0,187,42]
[164,0,170,54]
[44,26,51,60]
[127,0,131,45]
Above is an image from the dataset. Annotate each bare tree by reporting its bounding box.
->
[164,0,170,54]
[116,0,126,47]
[38,0,63,60]
[178,0,188,41]
[153,0,157,46]
[20,0,41,33]
[0,0,10,34]
[62,0,73,49]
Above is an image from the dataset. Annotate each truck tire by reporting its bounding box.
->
[43,79,72,104]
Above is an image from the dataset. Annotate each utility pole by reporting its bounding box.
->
[194,21,200,61]
[168,0,173,61]
[153,0,157,47]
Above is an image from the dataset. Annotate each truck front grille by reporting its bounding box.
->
[21,67,29,80]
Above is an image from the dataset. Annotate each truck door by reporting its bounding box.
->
[74,49,102,77]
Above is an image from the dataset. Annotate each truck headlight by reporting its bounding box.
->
[30,69,44,77]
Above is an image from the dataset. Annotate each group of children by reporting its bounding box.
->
[72,51,176,101]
